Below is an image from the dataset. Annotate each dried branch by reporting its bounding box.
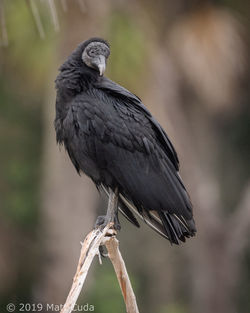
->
[105,237,139,313]
[60,224,139,313]
[60,225,110,313]
[28,0,45,39]
[47,0,59,31]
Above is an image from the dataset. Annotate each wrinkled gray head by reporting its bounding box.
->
[82,40,110,76]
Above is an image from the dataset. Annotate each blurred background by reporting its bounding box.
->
[0,0,250,312]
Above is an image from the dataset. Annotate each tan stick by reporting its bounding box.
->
[60,224,139,313]
[105,237,139,313]
[60,224,110,313]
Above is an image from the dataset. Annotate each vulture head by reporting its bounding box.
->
[81,38,110,76]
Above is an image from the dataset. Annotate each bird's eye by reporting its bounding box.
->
[88,49,95,56]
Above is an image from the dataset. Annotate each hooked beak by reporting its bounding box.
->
[93,55,106,76]
[98,62,106,76]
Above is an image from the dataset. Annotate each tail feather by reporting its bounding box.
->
[120,193,196,244]
[101,185,196,245]
[118,197,140,228]
[158,211,180,244]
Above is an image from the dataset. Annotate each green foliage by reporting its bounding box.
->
[84,261,125,313]
[0,0,55,228]
[85,259,138,313]
[106,11,147,92]
[4,0,56,89]
[0,0,55,308]
[0,80,42,227]
[159,303,187,313]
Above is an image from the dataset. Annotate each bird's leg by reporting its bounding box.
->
[95,187,120,231]
[95,187,120,258]
[106,187,120,229]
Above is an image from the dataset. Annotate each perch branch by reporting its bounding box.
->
[105,237,139,313]
[60,224,110,313]
[60,224,139,313]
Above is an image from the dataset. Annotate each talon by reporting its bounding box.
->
[105,228,117,237]
[94,188,120,231]
[99,245,108,258]
[114,215,121,231]
[94,214,121,232]
[94,215,107,230]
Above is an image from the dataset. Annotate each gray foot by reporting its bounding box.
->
[94,215,121,231]
[99,245,108,258]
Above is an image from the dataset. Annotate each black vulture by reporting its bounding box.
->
[55,37,196,245]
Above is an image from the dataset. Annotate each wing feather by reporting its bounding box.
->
[95,77,179,170]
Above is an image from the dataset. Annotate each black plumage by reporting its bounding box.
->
[55,37,196,244]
